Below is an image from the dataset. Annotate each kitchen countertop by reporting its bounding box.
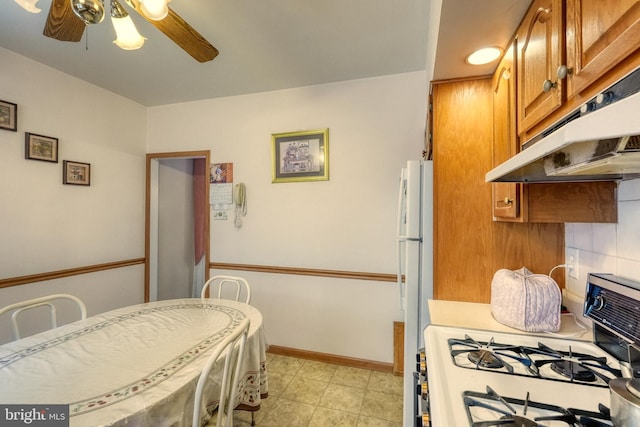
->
[428,299,593,341]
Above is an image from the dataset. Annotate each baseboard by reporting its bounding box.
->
[266,345,396,374]
[393,321,404,375]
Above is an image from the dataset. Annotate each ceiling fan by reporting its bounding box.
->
[39,0,218,62]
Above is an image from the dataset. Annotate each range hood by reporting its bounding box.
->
[487,72,640,183]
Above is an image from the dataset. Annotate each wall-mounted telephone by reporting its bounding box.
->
[233,183,247,228]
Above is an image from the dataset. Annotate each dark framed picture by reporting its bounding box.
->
[63,160,91,186]
[271,128,329,183]
[0,99,18,132]
[25,132,58,162]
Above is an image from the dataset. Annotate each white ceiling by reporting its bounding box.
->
[0,0,532,107]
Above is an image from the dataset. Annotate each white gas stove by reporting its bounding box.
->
[421,274,640,426]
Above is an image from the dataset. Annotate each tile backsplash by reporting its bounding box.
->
[564,178,640,317]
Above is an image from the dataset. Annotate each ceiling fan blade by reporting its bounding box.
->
[128,0,219,63]
[43,0,87,42]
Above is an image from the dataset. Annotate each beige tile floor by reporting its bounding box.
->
[210,352,404,426]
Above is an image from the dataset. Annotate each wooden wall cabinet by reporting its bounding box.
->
[492,42,523,221]
[517,0,564,134]
[433,78,565,303]
[432,1,640,300]
[492,40,618,223]
[566,0,640,98]
[516,0,640,140]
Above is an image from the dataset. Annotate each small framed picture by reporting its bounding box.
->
[25,132,58,163]
[0,99,17,132]
[271,128,329,183]
[63,160,91,186]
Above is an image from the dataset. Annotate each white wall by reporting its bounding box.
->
[148,72,428,363]
[564,178,640,318]
[0,48,147,344]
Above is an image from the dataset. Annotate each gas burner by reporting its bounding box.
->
[525,342,622,385]
[468,350,504,369]
[463,387,612,426]
[550,360,596,382]
[449,335,522,374]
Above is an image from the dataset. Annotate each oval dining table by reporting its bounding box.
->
[0,298,268,426]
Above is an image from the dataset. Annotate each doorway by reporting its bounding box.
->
[145,151,211,302]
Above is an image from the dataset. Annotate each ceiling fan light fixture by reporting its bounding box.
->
[466,47,502,65]
[111,0,146,50]
[71,0,106,25]
[112,16,146,50]
[139,0,168,20]
[14,0,41,13]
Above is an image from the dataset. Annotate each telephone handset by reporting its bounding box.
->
[233,183,247,228]
[233,183,245,207]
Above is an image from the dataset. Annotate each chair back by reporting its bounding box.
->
[192,317,250,427]
[0,294,87,340]
[201,275,251,304]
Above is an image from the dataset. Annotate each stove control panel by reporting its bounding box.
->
[585,273,640,377]
[415,348,430,426]
[584,273,640,344]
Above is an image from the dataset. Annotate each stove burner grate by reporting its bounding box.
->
[550,360,597,382]
[449,335,524,374]
[463,387,612,427]
[527,342,622,385]
[468,350,505,369]
[448,334,621,387]
[497,415,537,427]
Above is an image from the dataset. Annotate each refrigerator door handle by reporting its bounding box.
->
[395,168,422,310]
[397,171,407,237]
[396,171,407,310]
[396,239,405,310]
[398,236,422,242]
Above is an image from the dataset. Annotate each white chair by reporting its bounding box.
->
[201,275,251,304]
[0,294,87,340]
[192,317,250,427]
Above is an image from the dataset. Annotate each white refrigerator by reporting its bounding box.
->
[397,160,433,426]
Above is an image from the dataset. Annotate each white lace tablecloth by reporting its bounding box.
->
[0,298,268,426]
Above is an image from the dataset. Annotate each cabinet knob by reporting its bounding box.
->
[543,66,572,92]
[503,197,513,205]
[557,65,573,80]
[542,79,556,92]
[536,7,552,23]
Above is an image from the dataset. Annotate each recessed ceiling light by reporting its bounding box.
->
[466,47,502,65]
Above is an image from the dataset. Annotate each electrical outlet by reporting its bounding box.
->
[567,248,579,280]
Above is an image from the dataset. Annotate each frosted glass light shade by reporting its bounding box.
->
[14,0,41,13]
[112,15,146,50]
[466,47,502,65]
[139,0,169,20]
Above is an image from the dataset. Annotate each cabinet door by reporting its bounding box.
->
[566,0,640,97]
[492,42,522,221]
[517,0,564,134]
